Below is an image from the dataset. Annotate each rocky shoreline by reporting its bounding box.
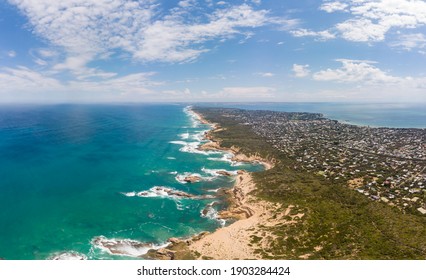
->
[143,108,277,260]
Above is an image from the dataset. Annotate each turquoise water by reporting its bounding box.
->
[197,103,426,128]
[0,104,262,260]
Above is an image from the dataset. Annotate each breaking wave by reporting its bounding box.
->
[91,236,168,258]
[201,202,226,227]
[121,186,214,200]
[174,172,215,184]
[169,140,221,155]
[201,167,238,177]
[183,106,201,128]
[48,251,87,260]
[207,153,243,166]
[179,132,190,140]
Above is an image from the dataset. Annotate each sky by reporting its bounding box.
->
[0,0,426,103]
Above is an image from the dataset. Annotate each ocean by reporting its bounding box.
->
[0,104,262,260]
[0,102,424,260]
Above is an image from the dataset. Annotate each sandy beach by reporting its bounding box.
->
[188,171,282,259]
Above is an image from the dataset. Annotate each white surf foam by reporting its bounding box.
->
[138,186,195,199]
[183,106,201,128]
[201,202,226,227]
[175,172,204,184]
[48,251,87,260]
[201,167,238,177]
[175,171,219,184]
[121,186,214,200]
[169,140,221,155]
[121,191,136,197]
[191,129,209,141]
[91,236,168,258]
[179,132,190,140]
[207,153,243,166]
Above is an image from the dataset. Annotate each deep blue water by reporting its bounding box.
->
[0,104,262,260]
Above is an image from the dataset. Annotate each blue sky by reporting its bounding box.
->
[0,0,425,103]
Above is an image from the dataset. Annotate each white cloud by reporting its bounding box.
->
[291,28,336,40]
[33,58,48,66]
[256,72,275,77]
[0,67,62,91]
[178,0,195,8]
[8,0,293,69]
[326,0,426,42]
[313,59,403,84]
[320,1,348,13]
[292,64,310,78]
[52,54,118,80]
[68,72,159,95]
[293,59,426,102]
[219,86,276,98]
[29,48,59,67]
[7,50,16,57]
[294,1,426,45]
[336,18,389,42]
[0,66,159,99]
[162,88,191,96]
[38,49,58,58]
[391,33,426,50]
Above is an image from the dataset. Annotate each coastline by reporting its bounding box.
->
[145,107,277,260]
[144,105,426,260]
[188,171,294,259]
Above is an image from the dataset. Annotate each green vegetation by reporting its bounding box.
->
[196,107,426,259]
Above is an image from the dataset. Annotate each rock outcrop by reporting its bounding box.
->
[183,175,201,183]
